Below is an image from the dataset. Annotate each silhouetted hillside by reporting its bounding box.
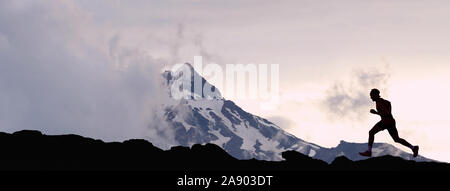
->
[0,130,448,171]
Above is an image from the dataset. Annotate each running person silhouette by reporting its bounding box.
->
[359,89,419,157]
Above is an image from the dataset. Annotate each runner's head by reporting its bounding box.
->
[370,88,380,101]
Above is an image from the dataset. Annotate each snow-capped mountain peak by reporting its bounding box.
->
[163,63,222,100]
[159,63,318,160]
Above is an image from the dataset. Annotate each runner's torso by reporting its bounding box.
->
[376,98,395,122]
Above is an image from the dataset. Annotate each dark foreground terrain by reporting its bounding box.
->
[0,130,448,171]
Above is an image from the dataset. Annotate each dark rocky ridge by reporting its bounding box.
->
[0,130,448,171]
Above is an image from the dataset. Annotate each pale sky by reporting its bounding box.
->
[1,0,450,162]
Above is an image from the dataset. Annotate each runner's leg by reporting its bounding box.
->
[388,126,413,149]
[369,122,384,148]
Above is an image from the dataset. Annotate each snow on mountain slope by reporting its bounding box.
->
[150,63,433,162]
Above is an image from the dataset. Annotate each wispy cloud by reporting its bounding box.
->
[0,1,176,144]
[267,116,296,130]
[321,67,390,121]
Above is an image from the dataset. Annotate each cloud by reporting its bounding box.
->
[321,67,390,121]
[266,116,296,130]
[0,1,178,145]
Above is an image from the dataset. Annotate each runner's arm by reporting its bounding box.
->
[370,109,379,115]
